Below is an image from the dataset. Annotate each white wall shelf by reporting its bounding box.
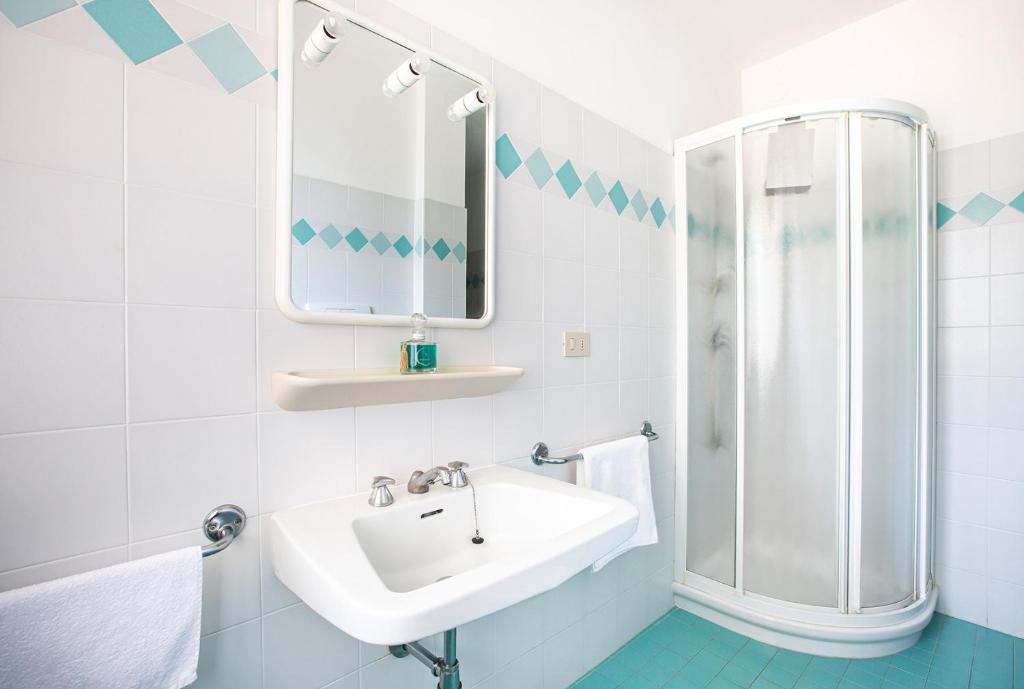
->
[271,366,524,411]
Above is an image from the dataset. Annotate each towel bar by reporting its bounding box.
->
[201,505,247,558]
[531,421,659,466]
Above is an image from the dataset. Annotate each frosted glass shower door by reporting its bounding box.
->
[685,138,737,587]
[742,119,841,607]
[857,115,919,608]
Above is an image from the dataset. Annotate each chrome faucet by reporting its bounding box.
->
[407,461,470,494]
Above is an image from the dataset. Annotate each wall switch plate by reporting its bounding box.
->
[561,331,590,357]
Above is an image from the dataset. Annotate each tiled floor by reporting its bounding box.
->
[571,610,1023,689]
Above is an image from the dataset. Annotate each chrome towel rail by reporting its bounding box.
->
[201,504,247,558]
[531,421,659,466]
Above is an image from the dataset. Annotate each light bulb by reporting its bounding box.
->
[382,54,432,97]
[301,12,345,68]
[446,85,495,122]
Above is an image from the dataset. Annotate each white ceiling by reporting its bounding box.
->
[676,0,907,68]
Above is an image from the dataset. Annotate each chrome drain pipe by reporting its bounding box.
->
[389,628,461,689]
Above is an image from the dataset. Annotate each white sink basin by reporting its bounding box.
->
[270,464,638,645]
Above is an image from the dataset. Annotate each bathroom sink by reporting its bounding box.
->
[270,464,638,644]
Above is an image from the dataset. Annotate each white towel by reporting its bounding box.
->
[578,435,658,571]
[0,547,202,689]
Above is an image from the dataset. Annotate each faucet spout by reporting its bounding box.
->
[407,466,451,494]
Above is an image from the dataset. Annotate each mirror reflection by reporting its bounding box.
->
[290,1,489,320]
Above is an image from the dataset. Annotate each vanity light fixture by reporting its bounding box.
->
[381,54,432,97]
[446,85,495,122]
[301,11,346,67]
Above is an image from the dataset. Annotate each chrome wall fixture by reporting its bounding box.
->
[531,421,659,466]
[201,504,247,558]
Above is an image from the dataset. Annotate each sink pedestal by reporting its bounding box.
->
[389,628,461,689]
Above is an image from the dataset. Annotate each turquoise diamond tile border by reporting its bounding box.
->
[293,218,466,263]
[189,24,266,94]
[938,190,1024,230]
[498,132,676,231]
[0,0,75,27]
[525,148,554,188]
[570,611,1022,689]
[83,0,182,64]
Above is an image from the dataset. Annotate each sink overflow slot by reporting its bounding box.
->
[420,508,444,519]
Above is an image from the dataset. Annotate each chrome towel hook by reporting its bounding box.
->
[201,504,247,558]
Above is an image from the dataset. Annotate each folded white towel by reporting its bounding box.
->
[578,435,658,571]
[0,547,202,689]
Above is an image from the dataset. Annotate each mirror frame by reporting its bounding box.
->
[276,0,496,328]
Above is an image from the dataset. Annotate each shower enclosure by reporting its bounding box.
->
[674,100,936,657]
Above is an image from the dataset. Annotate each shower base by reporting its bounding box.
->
[672,580,939,658]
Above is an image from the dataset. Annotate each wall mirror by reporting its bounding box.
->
[276,0,495,327]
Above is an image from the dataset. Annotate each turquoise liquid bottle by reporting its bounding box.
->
[400,313,437,374]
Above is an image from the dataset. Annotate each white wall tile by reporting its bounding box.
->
[359,653,428,689]
[542,88,583,160]
[543,259,584,323]
[262,604,360,689]
[583,111,618,175]
[650,229,676,279]
[259,409,356,513]
[989,131,1024,190]
[433,396,494,466]
[127,185,255,308]
[127,68,255,205]
[649,328,676,379]
[542,385,585,454]
[476,646,542,689]
[990,222,1024,275]
[585,266,619,326]
[989,427,1024,481]
[988,478,1024,534]
[938,327,989,376]
[585,325,619,384]
[490,596,544,669]
[617,130,648,189]
[936,470,987,526]
[492,62,541,144]
[544,194,585,262]
[433,327,494,366]
[493,322,542,390]
[621,379,650,433]
[0,428,126,571]
[128,305,255,422]
[987,579,1024,638]
[496,250,542,322]
[990,326,1024,377]
[258,513,299,614]
[493,388,542,462]
[649,278,674,328]
[192,619,262,689]
[989,378,1024,430]
[938,376,989,427]
[585,382,619,443]
[987,529,1024,585]
[937,278,989,327]
[938,227,990,279]
[584,206,619,270]
[937,423,989,475]
[496,180,542,255]
[0,26,123,180]
[936,566,987,624]
[619,218,650,274]
[990,273,1024,325]
[128,415,258,540]
[131,524,261,635]
[937,141,989,198]
[256,310,354,411]
[0,546,127,594]
[353,401,432,487]
[936,519,987,574]
[543,620,584,689]
[620,275,650,328]
[0,162,123,302]
[0,300,125,434]
[621,327,650,381]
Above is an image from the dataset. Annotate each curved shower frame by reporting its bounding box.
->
[672,99,937,658]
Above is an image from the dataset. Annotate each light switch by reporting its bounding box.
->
[561,331,590,357]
